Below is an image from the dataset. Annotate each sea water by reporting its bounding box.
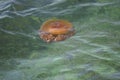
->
[0,0,120,80]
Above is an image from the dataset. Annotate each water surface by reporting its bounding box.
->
[0,0,120,80]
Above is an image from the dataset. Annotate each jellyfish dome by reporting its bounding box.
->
[39,19,75,43]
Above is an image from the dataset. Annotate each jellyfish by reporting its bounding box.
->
[39,19,75,43]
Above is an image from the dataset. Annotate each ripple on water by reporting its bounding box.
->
[0,0,120,80]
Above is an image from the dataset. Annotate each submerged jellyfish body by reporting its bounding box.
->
[39,19,75,43]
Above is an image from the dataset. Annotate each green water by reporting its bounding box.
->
[0,0,120,80]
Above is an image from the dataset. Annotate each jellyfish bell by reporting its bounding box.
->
[39,19,75,43]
